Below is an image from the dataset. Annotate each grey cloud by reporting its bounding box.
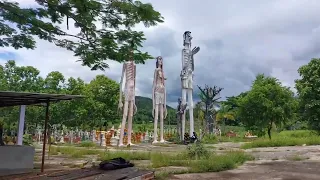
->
[88,0,320,107]
[33,0,320,107]
[143,27,180,57]
[291,31,320,62]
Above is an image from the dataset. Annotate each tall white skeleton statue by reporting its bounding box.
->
[118,52,137,147]
[180,31,200,138]
[152,56,167,143]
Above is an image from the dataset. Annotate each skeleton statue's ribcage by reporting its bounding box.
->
[126,62,135,81]
[182,50,193,74]
[125,62,135,90]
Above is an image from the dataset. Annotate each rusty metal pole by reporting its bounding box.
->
[41,101,50,173]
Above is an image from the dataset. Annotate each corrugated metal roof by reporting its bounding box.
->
[0,91,84,107]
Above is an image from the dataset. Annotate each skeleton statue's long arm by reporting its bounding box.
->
[152,69,157,109]
[191,47,200,71]
[119,63,126,103]
[181,49,185,70]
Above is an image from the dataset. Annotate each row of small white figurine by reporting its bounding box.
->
[91,130,154,146]
[34,127,174,145]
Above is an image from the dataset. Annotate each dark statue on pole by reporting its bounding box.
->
[176,98,187,141]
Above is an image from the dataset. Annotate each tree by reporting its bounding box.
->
[0,0,164,70]
[197,85,223,134]
[295,58,320,133]
[220,94,247,126]
[224,92,248,111]
[216,104,235,133]
[238,74,296,139]
[84,75,120,127]
[194,101,205,133]
[0,60,176,141]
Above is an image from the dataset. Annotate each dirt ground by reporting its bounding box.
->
[170,144,320,180]
[170,160,320,180]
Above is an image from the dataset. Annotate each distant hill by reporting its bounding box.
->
[134,96,176,124]
[136,96,175,110]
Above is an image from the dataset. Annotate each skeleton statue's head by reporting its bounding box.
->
[183,31,192,46]
[156,56,163,69]
[178,97,182,104]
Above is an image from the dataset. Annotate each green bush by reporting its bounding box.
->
[190,151,254,173]
[151,150,254,173]
[201,134,218,144]
[186,142,209,160]
[23,134,33,146]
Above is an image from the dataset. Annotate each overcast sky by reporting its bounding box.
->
[1,0,320,107]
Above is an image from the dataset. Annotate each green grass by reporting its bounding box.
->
[48,143,253,179]
[241,130,320,149]
[49,146,101,158]
[151,143,253,178]
[202,134,246,144]
[99,150,151,161]
[201,126,248,144]
[189,151,254,173]
[278,130,313,138]
[78,141,97,148]
[151,150,253,175]
[49,145,152,160]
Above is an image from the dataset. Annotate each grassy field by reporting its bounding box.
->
[195,126,320,149]
[48,143,253,179]
[45,127,320,179]
[241,130,320,149]
[196,126,320,149]
[52,126,320,149]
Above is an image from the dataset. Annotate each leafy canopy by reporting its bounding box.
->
[0,60,176,133]
[295,58,320,133]
[237,74,296,138]
[0,0,164,70]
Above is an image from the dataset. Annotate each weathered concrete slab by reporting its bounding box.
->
[0,145,35,176]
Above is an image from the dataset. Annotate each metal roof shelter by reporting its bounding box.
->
[0,91,83,107]
[0,91,84,173]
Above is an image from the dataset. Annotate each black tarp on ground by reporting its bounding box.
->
[99,157,134,171]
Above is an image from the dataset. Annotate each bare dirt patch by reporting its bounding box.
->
[170,160,320,180]
[168,143,320,180]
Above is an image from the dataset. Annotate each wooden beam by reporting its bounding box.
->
[41,101,50,173]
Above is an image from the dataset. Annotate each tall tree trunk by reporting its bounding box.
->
[206,103,214,134]
[208,116,214,134]
[267,126,272,140]
[0,125,5,146]
[200,117,206,139]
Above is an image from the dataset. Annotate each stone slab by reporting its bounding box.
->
[0,145,35,176]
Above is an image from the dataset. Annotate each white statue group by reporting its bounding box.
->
[117,31,200,147]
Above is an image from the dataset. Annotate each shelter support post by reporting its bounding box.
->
[17,105,26,145]
[41,101,50,173]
